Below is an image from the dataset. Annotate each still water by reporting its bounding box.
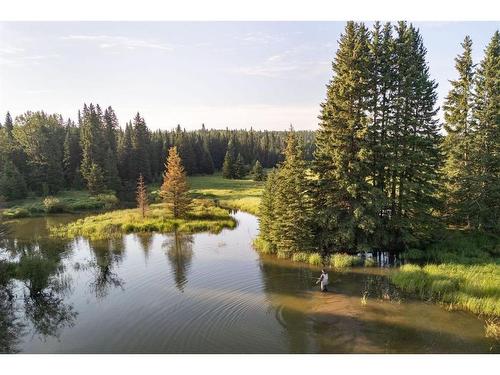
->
[0,212,497,353]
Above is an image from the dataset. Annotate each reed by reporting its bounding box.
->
[330,253,362,268]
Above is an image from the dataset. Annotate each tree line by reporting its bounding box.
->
[259,21,499,256]
[0,106,315,201]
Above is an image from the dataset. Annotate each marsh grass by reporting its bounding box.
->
[364,257,377,267]
[330,253,363,268]
[50,199,236,240]
[485,318,500,340]
[252,237,275,254]
[186,173,264,215]
[2,191,119,218]
[308,253,323,266]
[291,252,309,263]
[391,263,500,317]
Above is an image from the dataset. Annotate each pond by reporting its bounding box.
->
[0,211,497,353]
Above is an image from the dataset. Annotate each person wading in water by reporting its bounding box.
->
[316,269,329,292]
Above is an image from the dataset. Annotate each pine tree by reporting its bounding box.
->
[132,113,152,181]
[86,163,106,195]
[472,31,500,230]
[272,131,314,254]
[443,36,476,227]
[222,140,236,179]
[4,112,13,138]
[313,22,378,253]
[136,173,149,218]
[160,147,192,218]
[234,153,245,179]
[251,160,264,181]
[258,168,279,247]
[0,159,27,200]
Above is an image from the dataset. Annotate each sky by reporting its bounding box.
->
[0,21,498,131]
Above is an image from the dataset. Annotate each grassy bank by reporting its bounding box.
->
[186,173,264,215]
[50,199,236,240]
[391,263,500,317]
[1,191,118,219]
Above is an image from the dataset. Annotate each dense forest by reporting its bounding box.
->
[0,106,314,201]
[259,21,499,255]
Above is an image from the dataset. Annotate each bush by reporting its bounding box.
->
[330,253,362,268]
[252,237,275,254]
[276,250,290,259]
[402,248,426,261]
[292,252,309,263]
[364,257,377,267]
[95,193,119,209]
[308,253,323,266]
[2,207,29,219]
[43,196,66,213]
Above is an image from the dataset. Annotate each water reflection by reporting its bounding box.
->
[163,231,194,292]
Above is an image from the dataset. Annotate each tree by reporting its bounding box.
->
[251,160,264,181]
[4,112,13,138]
[258,168,279,248]
[136,174,149,218]
[132,113,152,182]
[471,31,500,231]
[234,153,245,179]
[442,36,476,227]
[0,159,27,200]
[313,22,379,253]
[86,163,106,195]
[222,140,236,179]
[160,147,192,218]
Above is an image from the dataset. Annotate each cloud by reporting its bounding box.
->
[0,44,59,66]
[235,31,285,44]
[234,48,330,78]
[61,35,173,51]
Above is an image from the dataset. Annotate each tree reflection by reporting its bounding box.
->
[137,233,154,260]
[163,231,194,292]
[86,238,125,299]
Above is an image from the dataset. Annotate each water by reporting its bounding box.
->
[0,212,497,353]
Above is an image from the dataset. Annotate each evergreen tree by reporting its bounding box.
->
[313,22,378,253]
[160,147,192,218]
[86,163,106,195]
[272,132,315,254]
[136,173,149,218]
[472,31,500,230]
[222,139,236,179]
[251,160,264,181]
[4,112,13,138]
[443,36,476,227]
[258,168,279,248]
[132,113,152,181]
[234,153,245,179]
[63,122,82,188]
[0,159,27,200]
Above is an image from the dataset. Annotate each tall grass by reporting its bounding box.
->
[391,263,500,317]
[252,237,275,254]
[308,253,323,266]
[330,253,362,268]
[50,200,236,240]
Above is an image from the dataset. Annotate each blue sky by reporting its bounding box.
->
[0,22,498,130]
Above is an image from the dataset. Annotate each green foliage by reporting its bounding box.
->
[251,160,265,181]
[391,263,500,317]
[364,257,377,267]
[0,159,27,200]
[291,252,309,263]
[308,253,323,266]
[252,236,275,254]
[49,200,236,240]
[43,196,66,213]
[330,253,362,268]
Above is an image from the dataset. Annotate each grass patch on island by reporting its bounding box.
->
[50,199,236,240]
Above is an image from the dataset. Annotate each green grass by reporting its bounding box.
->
[1,191,118,218]
[330,253,363,268]
[50,199,236,240]
[186,173,264,215]
[291,252,309,263]
[391,263,500,317]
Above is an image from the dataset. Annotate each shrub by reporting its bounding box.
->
[402,248,426,261]
[43,196,66,213]
[330,253,362,268]
[252,237,275,254]
[276,250,290,259]
[308,253,323,266]
[364,257,377,267]
[292,252,309,263]
[2,207,29,219]
[95,193,119,209]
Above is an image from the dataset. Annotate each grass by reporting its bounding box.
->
[1,191,119,218]
[186,173,264,215]
[391,263,500,317]
[308,253,323,266]
[252,237,275,254]
[50,199,236,240]
[330,253,363,268]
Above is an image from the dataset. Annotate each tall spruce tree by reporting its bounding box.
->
[472,31,500,230]
[132,113,152,182]
[313,22,378,253]
[443,36,476,227]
